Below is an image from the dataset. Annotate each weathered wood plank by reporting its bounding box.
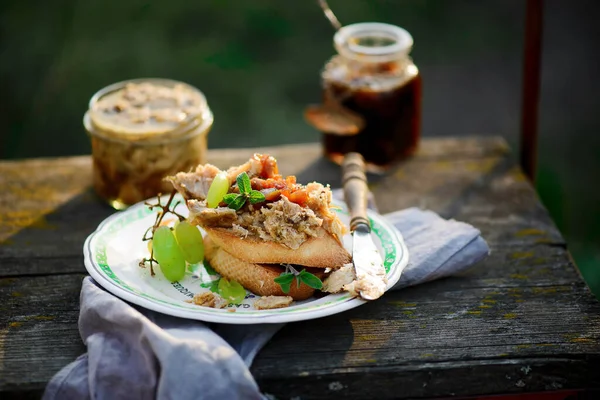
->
[255,284,600,364]
[0,213,567,279]
[0,193,113,260]
[257,358,600,400]
[0,156,94,243]
[0,256,84,277]
[0,274,85,391]
[457,244,579,286]
[251,282,600,398]
[251,283,600,367]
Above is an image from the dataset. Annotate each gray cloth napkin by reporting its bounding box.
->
[43,205,489,400]
[387,208,490,289]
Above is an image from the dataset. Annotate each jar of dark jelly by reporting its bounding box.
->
[312,23,422,173]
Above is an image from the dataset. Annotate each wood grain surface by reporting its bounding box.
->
[1,137,598,399]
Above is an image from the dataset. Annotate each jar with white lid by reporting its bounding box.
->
[84,78,213,209]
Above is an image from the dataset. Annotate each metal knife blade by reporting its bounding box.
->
[342,153,387,300]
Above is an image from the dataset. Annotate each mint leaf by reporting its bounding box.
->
[275,272,294,294]
[279,282,291,294]
[222,193,239,204]
[203,261,217,276]
[299,270,323,290]
[200,281,220,293]
[227,195,246,211]
[236,172,252,194]
[248,190,266,204]
[223,193,247,210]
[274,272,294,285]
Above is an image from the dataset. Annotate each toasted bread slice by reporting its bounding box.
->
[204,236,326,301]
[204,226,351,268]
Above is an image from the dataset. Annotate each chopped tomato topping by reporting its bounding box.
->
[263,189,282,202]
[289,189,308,206]
[253,154,280,179]
[246,170,307,205]
[251,178,287,191]
[250,178,272,190]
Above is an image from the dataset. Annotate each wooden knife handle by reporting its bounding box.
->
[342,152,370,232]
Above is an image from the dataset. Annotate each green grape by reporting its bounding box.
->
[152,226,186,282]
[218,278,246,304]
[206,171,230,208]
[174,220,204,264]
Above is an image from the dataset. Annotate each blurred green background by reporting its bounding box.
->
[1,0,598,296]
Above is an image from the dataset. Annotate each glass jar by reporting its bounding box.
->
[308,22,422,173]
[84,78,213,210]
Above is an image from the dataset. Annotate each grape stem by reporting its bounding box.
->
[144,190,186,235]
[139,256,156,276]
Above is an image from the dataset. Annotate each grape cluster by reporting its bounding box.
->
[151,221,204,282]
[142,176,250,304]
[148,171,227,281]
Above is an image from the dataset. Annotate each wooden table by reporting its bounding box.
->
[1,137,599,399]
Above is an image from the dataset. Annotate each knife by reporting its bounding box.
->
[342,152,387,300]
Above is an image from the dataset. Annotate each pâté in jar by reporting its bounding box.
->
[84,78,213,209]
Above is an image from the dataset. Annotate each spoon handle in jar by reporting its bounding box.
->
[342,152,370,232]
[317,0,342,31]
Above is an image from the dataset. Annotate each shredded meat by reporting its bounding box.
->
[167,164,221,200]
[190,292,228,308]
[187,196,323,249]
[238,196,323,249]
[322,263,356,293]
[168,154,348,249]
[259,197,323,248]
[187,200,237,227]
[226,154,279,182]
[254,295,293,310]
[167,155,279,201]
[305,182,346,241]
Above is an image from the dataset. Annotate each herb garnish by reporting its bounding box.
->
[274,264,323,294]
[223,172,265,210]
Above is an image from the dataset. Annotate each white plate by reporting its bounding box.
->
[83,194,409,324]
